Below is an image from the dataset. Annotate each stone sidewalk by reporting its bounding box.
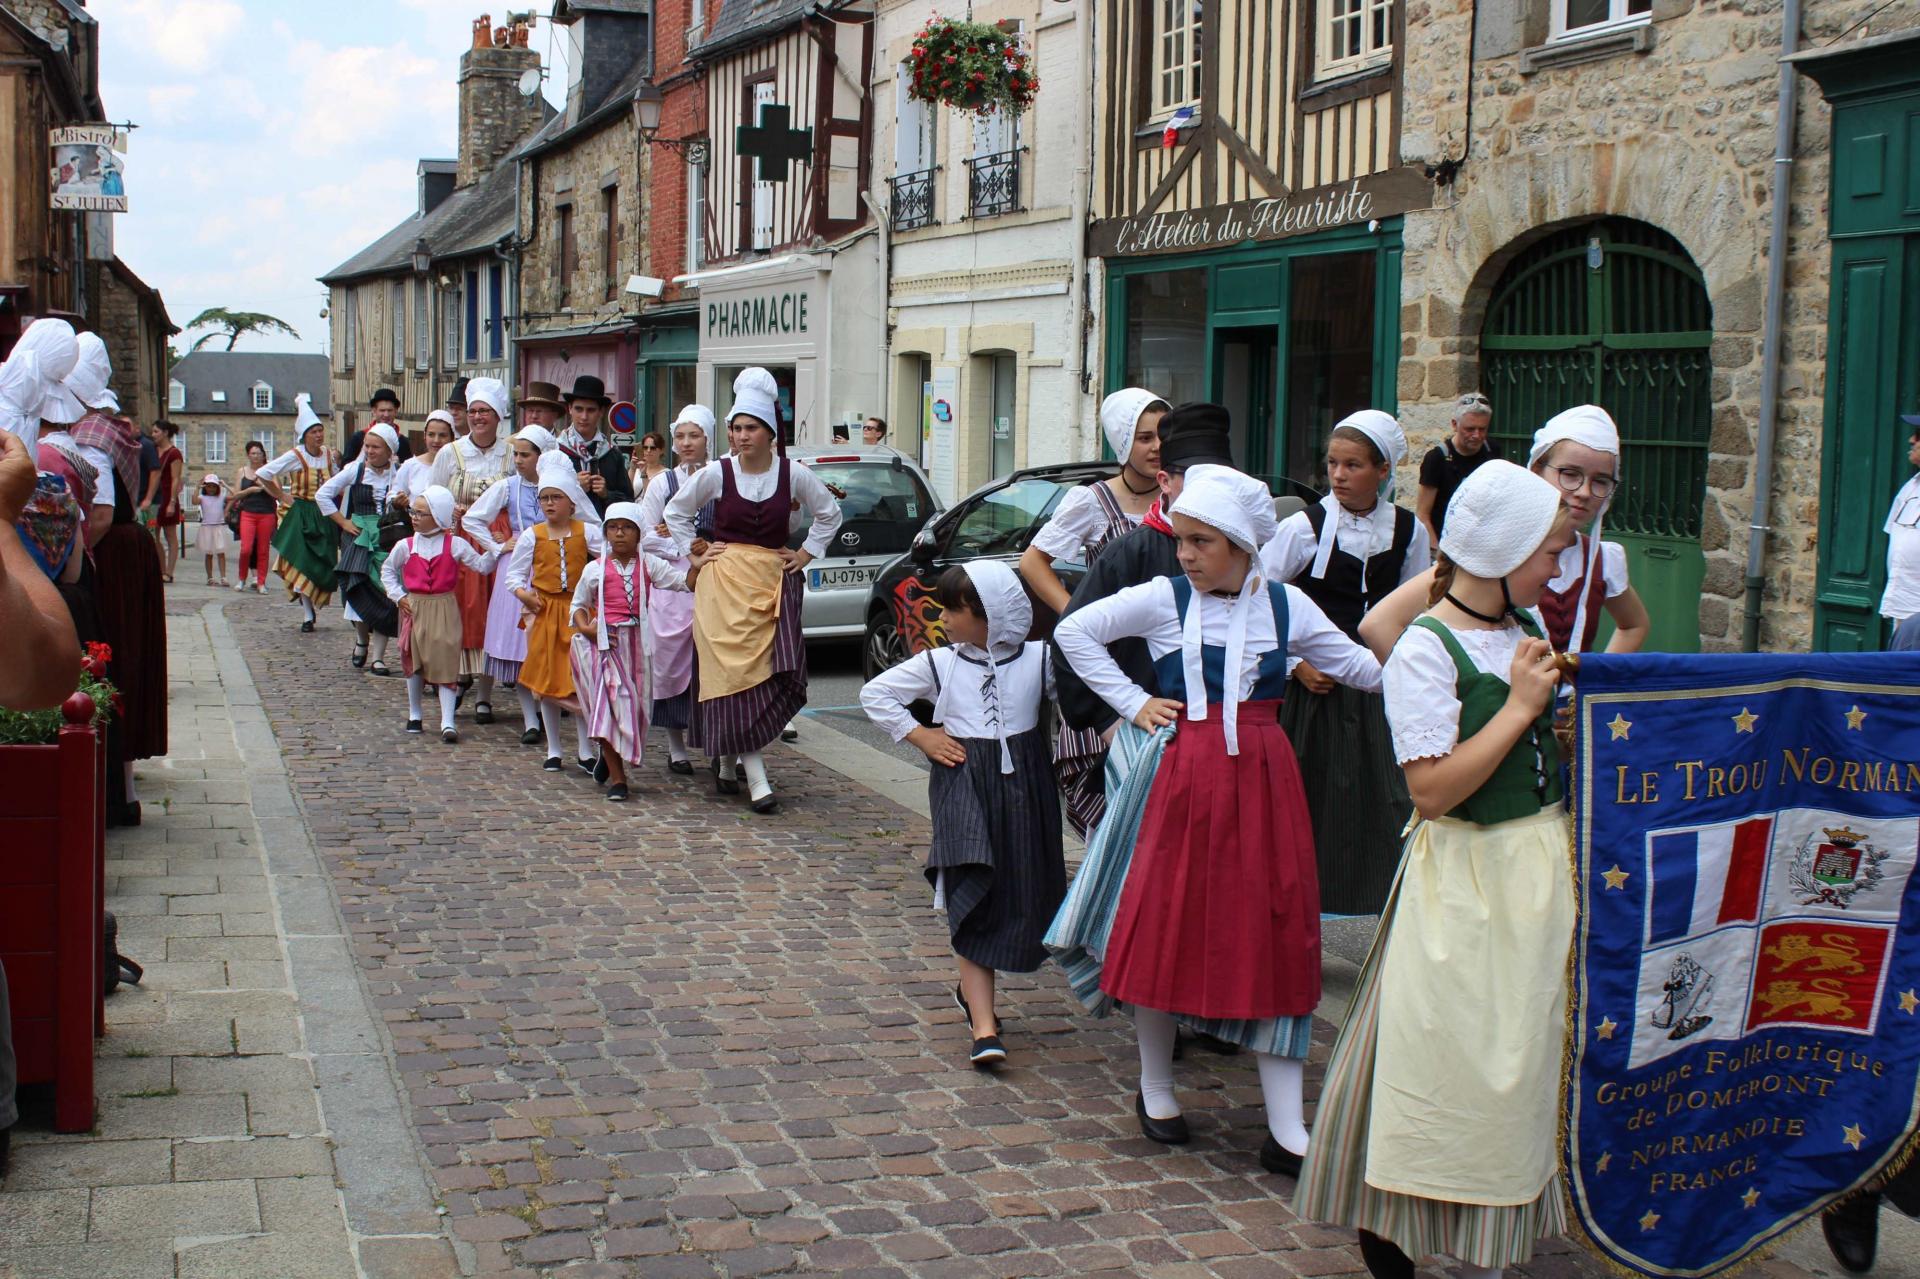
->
[0,583,456,1279]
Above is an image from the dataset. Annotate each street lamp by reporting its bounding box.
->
[410,238,432,275]
[632,80,709,167]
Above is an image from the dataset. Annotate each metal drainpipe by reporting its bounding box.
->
[1742,0,1802,651]
[1066,0,1094,456]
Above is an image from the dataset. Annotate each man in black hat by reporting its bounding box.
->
[446,377,470,437]
[557,374,633,515]
[342,387,413,465]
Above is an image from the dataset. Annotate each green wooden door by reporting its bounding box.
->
[1481,220,1714,653]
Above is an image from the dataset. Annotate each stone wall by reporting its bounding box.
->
[4,0,72,51]
[519,116,643,339]
[458,45,542,189]
[1394,0,1902,652]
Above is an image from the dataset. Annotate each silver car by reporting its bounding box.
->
[791,446,942,641]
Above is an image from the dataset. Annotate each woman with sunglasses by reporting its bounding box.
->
[629,431,669,494]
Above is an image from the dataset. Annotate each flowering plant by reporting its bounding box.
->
[906,17,1038,117]
[0,641,119,745]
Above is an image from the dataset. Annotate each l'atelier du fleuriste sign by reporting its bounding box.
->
[1089,169,1432,257]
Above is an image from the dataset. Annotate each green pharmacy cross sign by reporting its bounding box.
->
[736,104,813,183]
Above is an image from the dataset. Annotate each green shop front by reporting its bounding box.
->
[1791,29,1920,652]
[1095,193,1411,493]
[635,303,700,446]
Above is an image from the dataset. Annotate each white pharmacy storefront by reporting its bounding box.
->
[676,246,883,450]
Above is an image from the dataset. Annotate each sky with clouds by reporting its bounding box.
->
[94,0,567,357]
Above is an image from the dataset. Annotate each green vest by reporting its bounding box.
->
[1411,616,1565,826]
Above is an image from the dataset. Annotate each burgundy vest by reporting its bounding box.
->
[711,458,792,549]
[1537,534,1608,653]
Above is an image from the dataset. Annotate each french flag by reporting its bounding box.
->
[1647,817,1773,944]
[1163,105,1195,149]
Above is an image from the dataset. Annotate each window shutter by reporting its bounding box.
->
[751,81,777,250]
[894,68,932,174]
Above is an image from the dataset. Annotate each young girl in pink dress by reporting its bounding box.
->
[381,486,497,742]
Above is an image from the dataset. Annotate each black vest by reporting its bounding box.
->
[1290,503,1416,642]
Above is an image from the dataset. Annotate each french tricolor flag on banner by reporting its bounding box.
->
[1646,816,1774,944]
[1163,105,1195,149]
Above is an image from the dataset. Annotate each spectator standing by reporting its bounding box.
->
[1415,392,1499,545]
[231,440,278,592]
[863,417,888,446]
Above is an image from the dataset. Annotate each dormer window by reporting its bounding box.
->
[252,383,273,412]
[168,380,185,412]
[211,391,227,404]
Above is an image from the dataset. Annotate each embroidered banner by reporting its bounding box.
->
[1568,652,1920,1276]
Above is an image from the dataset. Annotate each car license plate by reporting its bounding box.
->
[809,565,879,590]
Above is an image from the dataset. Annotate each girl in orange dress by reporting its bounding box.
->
[504,453,603,771]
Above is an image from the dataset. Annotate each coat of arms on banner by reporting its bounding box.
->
[1567,652,1920,1278]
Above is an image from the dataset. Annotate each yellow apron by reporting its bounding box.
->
[691,544,786,701]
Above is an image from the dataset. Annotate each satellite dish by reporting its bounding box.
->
[517,67,543,97]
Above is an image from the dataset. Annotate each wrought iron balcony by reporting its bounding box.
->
[965,149,1022,220]
[888,167,937,232]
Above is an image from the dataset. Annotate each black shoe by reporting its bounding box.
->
[1258,1132,1303,1178]
[668,758,693,775]
[592,755,610,785]
[299,619,315,633]
[474,702,494,724]
[711,758,740,795]
[969,1036,1007,1069]
[542,757,563,772]
[954,985,970,1019]
[1824,1191,1883,1273]
[750,791,780,815]
[441,728,458,744]
[607,782,629,802]
[106,800,141,828]
[1134,1091,1189,1145]
[405,719,423,734]
[351,642,367,669]
[520,727,542,746]
[0,1127,11,1180]
[367,660,392,677]
[1357,1231,1415,1279]
[1885,1158,1920,1218]
[781,724,799,742]
[577,756,596,777]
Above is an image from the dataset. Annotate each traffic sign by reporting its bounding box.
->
[608,401,637,436]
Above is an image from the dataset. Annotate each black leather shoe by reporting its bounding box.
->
[606,783,629,802]
[299,619,315,633]
[441,728,458,745]
[1824,1191,1883,1273]
[1357,1231,1415,1279]
[1258,1133,1303,1178]
[750,791,780,815]
[577,756,596,777]
[781,724,799,742]
[473,702,493,724]
[711,758,740,795]
[668,758,694,775]
[592,755,610,785]
[520,727,542,746]
[1134,1091,1189,1145]
[405,719,423,734]
[970,1036,1007,1069]
[542,757,563,772]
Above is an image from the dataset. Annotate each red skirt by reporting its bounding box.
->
[454,529,491,650]
[1100,701,1321,1021]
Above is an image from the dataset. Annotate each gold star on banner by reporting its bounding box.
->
[1742,1187,1760,1210]
[1608,714,1632,741]
[1595,1017,1618,1040]
[1640,1210,1661,1232]
[1899,989,1918,1015]
[1843,1124,1867,1151]
[1595,1152,1613,1174]
[1732,707,1758,733]
[1845,705,1868,731]
[1601,865,1631,891]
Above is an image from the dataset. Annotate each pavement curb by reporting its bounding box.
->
[202,601,459,1277]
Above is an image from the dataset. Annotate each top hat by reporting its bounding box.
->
[1158,402,1235,471]
[563,375,612,407]
[446,376,469,407]
[516,381,564,412]
[369,387,400,408]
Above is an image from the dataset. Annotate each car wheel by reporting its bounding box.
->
[863,610,908,681]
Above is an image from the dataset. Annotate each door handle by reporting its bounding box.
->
[1644,546,1680,561]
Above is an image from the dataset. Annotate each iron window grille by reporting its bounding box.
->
[965,150,1021,220]
[889,167,938,231]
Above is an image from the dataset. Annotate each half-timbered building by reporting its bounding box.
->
[676,0,879,446]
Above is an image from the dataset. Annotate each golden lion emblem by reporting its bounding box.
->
[1762,932,1866,975]
[1754,978,1856,1021]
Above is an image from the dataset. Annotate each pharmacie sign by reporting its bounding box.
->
[706,289,809,342]
[1089,168,1431,258]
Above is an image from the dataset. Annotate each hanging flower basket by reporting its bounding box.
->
[906,17,1039,117]
[0,642,118,745]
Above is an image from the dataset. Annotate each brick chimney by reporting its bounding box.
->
[456,15,543,188]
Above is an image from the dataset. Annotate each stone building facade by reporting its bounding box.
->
[166,352,332,477]
[89,256,176,427]
[1392,0,1906,653]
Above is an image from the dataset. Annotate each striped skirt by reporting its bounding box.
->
[1043,721,1311,1057]
[481,560,529,684]
[688,570,806,758]
[1052,722,1109,840]
[1292,857,1568,1268]
[569,627,649,763]
[1279,682,1410,916]
[271,498,335,607]
[927,726,1066,974]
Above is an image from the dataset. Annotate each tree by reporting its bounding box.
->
[183,308,300,353]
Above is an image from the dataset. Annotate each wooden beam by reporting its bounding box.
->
[1215,115,1287,197]
[1136,139,1199,218]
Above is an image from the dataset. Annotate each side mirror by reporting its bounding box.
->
[910,529,937,565]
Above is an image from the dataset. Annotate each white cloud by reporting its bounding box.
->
[93,0,246,75]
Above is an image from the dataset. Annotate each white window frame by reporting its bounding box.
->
[211,390,227,404]
[204,428,228,465]
[251,383,272,412]
[894,64,935,177]
[414,278,430,370]
[1151,0,1203,118]
[689,0,705,38]
[1316,0,1394,80]
[687,156,707,273]
[442,285,460,369]
[1550,0,1651,41]
[168,380,185,412]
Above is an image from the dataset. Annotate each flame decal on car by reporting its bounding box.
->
[890,573,947,655]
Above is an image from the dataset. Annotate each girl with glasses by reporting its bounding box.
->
[1523,405,1648,656]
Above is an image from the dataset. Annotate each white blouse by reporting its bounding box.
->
[569,554,689,617]
[662,459,843,559]
[41,433,115,507]
[314,460,397,517]
[461,472,544,553]
[1055,577,1382,728]
[860,643,1054,743]
[427,435,511,495]
[1547,539,1629,598]
[1381,621,1529,764]
[503,521,606,594]
[1029,484,1140,561]
[636,466,700,558]
[257,445,331,485]
[379,531,495,602]
[1262,505,1432,584]
[393,455,438,502]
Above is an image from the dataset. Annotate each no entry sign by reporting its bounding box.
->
[608,401,637,436]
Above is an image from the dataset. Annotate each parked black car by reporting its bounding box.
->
[862,462,1119,678]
